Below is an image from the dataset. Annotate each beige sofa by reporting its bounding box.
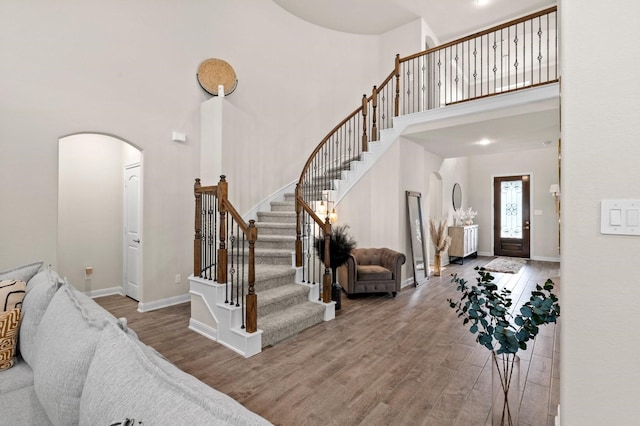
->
[337,248,406,297]
[0,265,272,425]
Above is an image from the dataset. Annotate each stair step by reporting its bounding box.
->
[255,234,295,250]
[256,222,296,236]
[256,284,309,317]
[253,265,297,292]
[270,200,295,212]
[257,211,297,224]
[255,248,292,265]
[259,302,326,347]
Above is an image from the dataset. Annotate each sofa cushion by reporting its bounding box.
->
[0,280,26,312]
[32,283,107,426]
[19,267,64,365]
[0,385,52,425]
[0,356,34,394]
[0,261,43,283]
[357,265,392,281]
[79,322,272,426]
[0,308,21,371]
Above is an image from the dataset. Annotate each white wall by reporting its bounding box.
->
[561,0,640,422]
[0,0,381,304]
[58,135,125,293]
[467,146,560,260]
[58,134,141,294]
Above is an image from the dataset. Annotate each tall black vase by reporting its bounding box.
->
[331,266,342,310]
[331,283,342,310]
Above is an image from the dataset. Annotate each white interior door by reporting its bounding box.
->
[124,164,141,300]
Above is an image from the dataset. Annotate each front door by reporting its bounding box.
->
[124,164,141,301]
[493,175,530,258]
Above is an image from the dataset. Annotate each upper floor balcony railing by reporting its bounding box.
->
[398,6,558,116]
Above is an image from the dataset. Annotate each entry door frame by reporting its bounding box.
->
[123,162,143,300]
[492,173,532,258]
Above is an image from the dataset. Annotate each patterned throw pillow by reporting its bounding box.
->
[0,280,27,312]
[0,308,21,370]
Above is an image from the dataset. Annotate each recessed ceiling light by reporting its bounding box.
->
[476,0,490,6]
[478,138,491,146]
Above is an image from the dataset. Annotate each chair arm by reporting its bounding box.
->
[379,249,406,278]
[337,253,358,292]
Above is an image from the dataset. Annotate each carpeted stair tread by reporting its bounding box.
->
[257,235,295,242]
[256,284,310,317]
[259,302,326,347]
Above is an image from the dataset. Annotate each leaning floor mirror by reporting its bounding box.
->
[406,191,429,285]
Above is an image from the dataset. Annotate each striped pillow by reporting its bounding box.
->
[0,308,21,370]
[0,280,26,312]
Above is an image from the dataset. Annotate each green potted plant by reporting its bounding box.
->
[314,225,357,310]
[448,267,560,426]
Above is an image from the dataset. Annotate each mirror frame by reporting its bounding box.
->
[452,183,462,211]
[406,191,429,286]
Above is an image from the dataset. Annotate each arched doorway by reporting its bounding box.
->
[58,133,143,300]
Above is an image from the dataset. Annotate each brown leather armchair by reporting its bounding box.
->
[337,248,406,297]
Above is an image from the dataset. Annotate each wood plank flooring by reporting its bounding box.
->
[95,256,560,426]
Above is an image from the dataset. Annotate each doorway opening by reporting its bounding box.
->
[58,133,143,300]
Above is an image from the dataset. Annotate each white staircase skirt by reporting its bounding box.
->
[189,276,262,358]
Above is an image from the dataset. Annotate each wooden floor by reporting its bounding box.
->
[96,256,560,426]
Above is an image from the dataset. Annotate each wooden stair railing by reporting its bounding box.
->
[295,7,558,278]
[194,175,258,333]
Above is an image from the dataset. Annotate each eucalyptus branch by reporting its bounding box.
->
[448,267,560,355]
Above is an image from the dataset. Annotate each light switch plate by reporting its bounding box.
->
[601,199,640,236]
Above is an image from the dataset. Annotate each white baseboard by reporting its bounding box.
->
[189,317,218,341]
[86,286,124,299]
[531,255,561,262]
[137,293,190,312]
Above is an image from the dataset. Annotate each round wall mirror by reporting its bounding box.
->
[452,183,462,211]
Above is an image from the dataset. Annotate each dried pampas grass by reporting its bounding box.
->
[429,218,451,253]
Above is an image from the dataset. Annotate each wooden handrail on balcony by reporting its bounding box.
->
[295,7,558,283]
[194,176,258,333]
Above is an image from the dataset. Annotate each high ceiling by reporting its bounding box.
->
[272,0,556,41]
[272,0,560,158]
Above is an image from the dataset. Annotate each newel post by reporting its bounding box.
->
[193,179,202,278]
[361,94,368,153]
[295,184,303,268]
[394,54,400,117]
[322,219,332,304]
[245,219,258,333]
[217,175,228,284]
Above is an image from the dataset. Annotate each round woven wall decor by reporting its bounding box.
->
[196,58,238,96]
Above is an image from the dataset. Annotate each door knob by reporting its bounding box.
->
[133,239,140,243]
